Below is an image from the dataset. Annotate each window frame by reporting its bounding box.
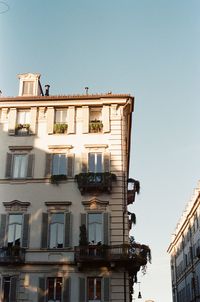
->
[55,108,68,124]
[49,213,65,249]
[87,277,102,302]
[52,154,68,176]
[12,153,28,179]
[22,81,34,96]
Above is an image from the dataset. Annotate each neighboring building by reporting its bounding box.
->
[0,73,150,302]
[168,181,200,302]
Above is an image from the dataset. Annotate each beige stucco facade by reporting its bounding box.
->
[0,74,144,302]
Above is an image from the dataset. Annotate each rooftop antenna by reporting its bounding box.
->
[85,87,89,95]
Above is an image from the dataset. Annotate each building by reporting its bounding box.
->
[0,73,150,302]
[168,181,200,302]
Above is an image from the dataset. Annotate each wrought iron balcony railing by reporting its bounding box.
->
[74,244,150,268]
[75,172,117,194]
[0,246,25,264]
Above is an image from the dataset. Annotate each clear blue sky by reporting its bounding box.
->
[1,1,200,301]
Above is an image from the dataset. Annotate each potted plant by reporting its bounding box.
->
[53,123,68,134]
[50,174,67,184]
[89,120,103,133]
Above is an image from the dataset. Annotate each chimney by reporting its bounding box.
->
[45,84,50,96]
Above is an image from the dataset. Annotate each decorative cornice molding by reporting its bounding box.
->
[82,197,109,211]
[3,200,30,212]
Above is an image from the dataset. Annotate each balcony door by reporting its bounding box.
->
[88,277,101,302]
[88,213,103,245]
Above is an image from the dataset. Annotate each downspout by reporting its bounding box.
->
[121,97,134,302]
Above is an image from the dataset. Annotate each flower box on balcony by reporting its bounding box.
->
[15,123,30,135]
[53,123,68,134]
[89,120,103,133]
[75,172,116,194]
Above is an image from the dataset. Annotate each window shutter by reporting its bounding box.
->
[64,212,71,248]
[103,213,109,245]
[63,277,71,302]
[67,153,74,177]
[27,154,34,178]
[22,214,30,248]
[10,276,17,302]
[41,213,48,248]
[8,108,17,135]
[104,152,110,172]
[79,277,86,302]
[68,106,75,134]
[45,153,52,177]
[30,107,37,134]
[82,153,88,173]
[47,107,54,134]
[0,214,6,247]
[80,213,87,228]
[5,153,13,178]
[0,277,1,298]
[102,105,110,133]
[82,106,89,133]
[38,277,46,302]
[103,278,110,302]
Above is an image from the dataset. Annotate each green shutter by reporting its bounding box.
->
[103,213,109,245]
[10,276,17,302]
[64,212,71,247]
[45,153,52,177]
[22,214,29,248]
[5,153,13,178]
[63,277,71,302]
[38,277,46,302]
[79,277,86,302]
[82,153,88,173]
[41,213,48,248]
[104,152,110,172]
[27,154,34,178]
[67,153,74,177]
[103,277,110,302]
[0,214,7,247]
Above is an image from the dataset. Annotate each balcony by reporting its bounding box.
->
[0,246,25,265]
[75,172,117,194]
[74,244,150,270]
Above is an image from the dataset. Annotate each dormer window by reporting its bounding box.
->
[22,81,34,96]
[18,73,43,96]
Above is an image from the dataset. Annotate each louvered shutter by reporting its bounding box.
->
[81,213,87,227]
[82,106,89,133]
[5,153,13,178]
[104,152,110,172]
[63,277,71,302]
[41,213,48,248]
[30,107,37,134]
[27,154,34,178]
[22,214,29,248]
[67,153,74,177]
[79,277,86,302]
[38,277,46,302]
[45,153,52,177]
[10,276,17,302]
[103,213,109,245]
[82,153,88,173]
[64,212,71,248]
[47,107,54,134]
[68,106,75,134]
[103,278,110,302]
[102,105,110,133]
[8,108,17,135]
[0,214,6,247]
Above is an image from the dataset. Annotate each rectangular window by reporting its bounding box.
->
[88,277,101,302]
[22,81,34,95]
[47,277,62,302]
[7,214,22,247]
[88,213,103,245]
[49,213,64,248]
[17,110,30,125]
[12,154,28,178]
[3,276,17,302]
[89,108,102,122]
[52,154,67,175]
[88,153,103,173]
[55,109,68,124]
